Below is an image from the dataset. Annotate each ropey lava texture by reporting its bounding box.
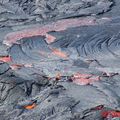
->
[1,0,120,120]
[5,17,120,77]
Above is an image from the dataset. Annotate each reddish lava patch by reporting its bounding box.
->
[101,110,120,118]
[71,72,100,85]
[3,17,96,47]
[10,64,24,70]
[51,48,68,59]
[91,105,104,111]
[45,34,56,43]
[0,56,12,63]
[10,64,33,70]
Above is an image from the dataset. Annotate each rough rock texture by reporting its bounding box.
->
[0,0,120,120]
[0,0,113,27]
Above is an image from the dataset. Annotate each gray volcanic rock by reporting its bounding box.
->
[1,0,120,120]
[35,0,113,19]
[0,0,113,26]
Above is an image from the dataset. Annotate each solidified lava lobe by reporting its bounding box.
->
[3,17,96,47]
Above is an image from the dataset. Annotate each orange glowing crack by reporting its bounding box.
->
[51,48,68,58]
[23,103,37,110]
[0,56,12,62]
[3,17,96,46]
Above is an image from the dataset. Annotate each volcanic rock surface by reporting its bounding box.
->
[1,0,120,120]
